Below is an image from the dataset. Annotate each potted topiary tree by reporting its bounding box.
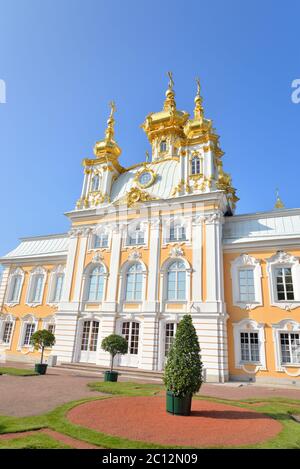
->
[30,329,56,375]
[164,314,203,416]
[101,334,128,382]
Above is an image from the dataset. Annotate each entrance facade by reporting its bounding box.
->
[79,320,100,363]
[119,321,140,367]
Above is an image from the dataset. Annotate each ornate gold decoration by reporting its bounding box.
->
[93,101,122,162]
[125,187,154,207]
[134,167,156,189]
[275,188,285,209]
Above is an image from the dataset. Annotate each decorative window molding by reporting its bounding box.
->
[162,216,191,246]
[272,319,300,373]
[232,318,266,371]
[17,314,38,351]
[119,260,147,303]
[42,315,56,335]
[25,266,47,307]
[47,265,65,306]
[5,267,25,307]
[89,225,111,251]
[82,262,108,303]
[230,254,262,310]
[0,313,16,349]
[124,220,148,248]
[160,257,192,303]
[266,251,300,310]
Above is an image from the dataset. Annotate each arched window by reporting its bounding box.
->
[191,156,201,175]
[169,221,186,242]
[160,140,167,153]
[91,174,100,192]
[125,263,143,301]
[87,265,105,301]
[27,267,46,305]
[127,223,145,246]
[7,268,23,304]
[167,260,186,300]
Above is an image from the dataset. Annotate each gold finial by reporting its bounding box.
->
[275,188,285,209]
[167,71,174,91]
[105,101,116,142]
[164,71,176,112]
[194,76,204,120]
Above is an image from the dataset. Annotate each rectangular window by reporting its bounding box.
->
[240,332,260,362]
[8,276,22,302]
[169,225,186,242]
[165,323,175,356]
[93,234,108,249]
[30,275,44,303]
[275,267,294,301]
[238,269,255,302]
[280,332,300,365]
[2,321,13,344]
[47,324,55,335]
[23,323,36,346]
[53,274,64,302]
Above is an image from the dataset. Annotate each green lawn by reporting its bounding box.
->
[0,433,70,449]
[0,381,300,449]
[0,367,37,376]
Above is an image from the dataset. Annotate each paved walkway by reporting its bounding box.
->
[0,363,299,417]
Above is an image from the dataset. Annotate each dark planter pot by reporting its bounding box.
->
[166,391,192,416]
[104,370,119,382]
[34,363,48,375]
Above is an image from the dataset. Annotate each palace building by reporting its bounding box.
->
[1,76,300,385]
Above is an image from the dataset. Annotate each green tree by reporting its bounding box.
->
[101,334,128,372]
[30,329,56,364]
[163,314,203,397]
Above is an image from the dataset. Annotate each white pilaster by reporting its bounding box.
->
[105,225,122,310]
[72,230,89,302]
[146,217,161,310]
[192,216,203,303]
[60,232,78,302]
[205,212,224,304]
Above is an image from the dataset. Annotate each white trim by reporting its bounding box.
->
[158,316,179,371]
[232,318,266,371]
[272,319,300,373]
[17,314,38,351]
[82,261,109,303]
[119,259,147,303]
[25,266,47,307]
[160,257,192,303]
[230,254,262,310]
[124,220,149,248]
[0,313,16,349]
[47,265,65,306]
[266,251,300,310]
[5,267,25,307]
[162,215,191,246]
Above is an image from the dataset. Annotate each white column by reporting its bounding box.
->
[72,229,89,302]
[192,216,203,303]
[105,225,122,311]
[60,231,79,302]
[205,212,224,304]
[146,217,161,309]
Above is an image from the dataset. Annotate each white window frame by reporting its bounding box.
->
[158,316,179,370]
[0,314,16,349]
[272,319,300,372]
[124,221,148,248]
[18,315,38,350]
[82,262,108,303]
[89,226,111,251]
[5,267,25,307]
[191,155,203,175]
[160,257,192,304]
[119,260,147,304]
[42,315,56,335]
[233,318,266,370]
[26,266,47,307]
[231,254,262,310]
[47,265,65,306]
[266,251,300,310]
[162,216,191,246]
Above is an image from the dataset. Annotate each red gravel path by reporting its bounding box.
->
[68,396,282,447]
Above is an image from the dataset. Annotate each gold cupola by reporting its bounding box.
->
[141,72,189,160]
[93,101,122,161]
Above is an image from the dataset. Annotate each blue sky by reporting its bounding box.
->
[0,0,299,256]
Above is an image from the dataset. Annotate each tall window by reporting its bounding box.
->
[22,323,36,346]
[93,233,108,248]
[167,260,186,301]
[238,269,255,302]
[122,321,139,355]
[169,222,186,242]
[160,140,167,152]
[29,273,44,303]
[240,332,260,362]
[128,224,145,246]
[81,321,99,352]
[91,174,100,192]
[52,274,64,302]
[275,267,294,301]
[87,265,105,302]
[191,156,201,175]
[165,323,175,356]
[125,263,143,301]
[7,273,22,303]
[280,332,300,364]
[2,321,13,344]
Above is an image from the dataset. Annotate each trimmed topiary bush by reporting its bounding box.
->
[164,314,203,398]
[101,334,128,373]
[30,329,56,365]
